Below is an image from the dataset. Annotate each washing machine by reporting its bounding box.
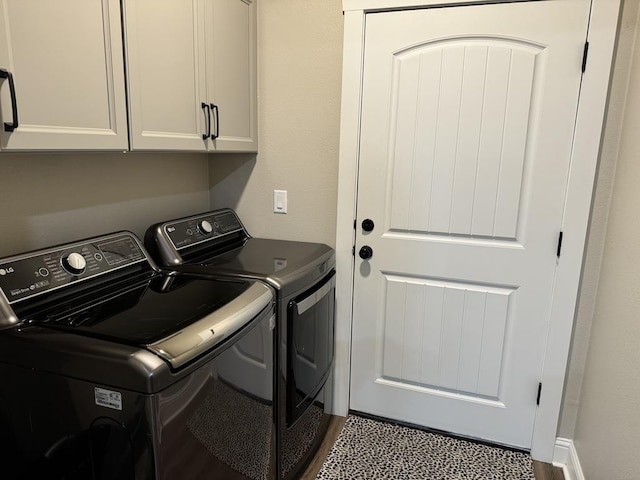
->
[145,208,335,480]
[0,231,276,480]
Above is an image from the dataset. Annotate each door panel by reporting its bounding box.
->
[389,39,539,239]
[124,0,207,151]
[0,0,127,150]
[206,0,257,151]
[379,275,512,398]
[351,0,590,448]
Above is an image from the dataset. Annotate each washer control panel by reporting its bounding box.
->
[163,210,243,250]
[0,233,147,304]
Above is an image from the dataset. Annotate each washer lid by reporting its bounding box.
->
[20,273,273,368]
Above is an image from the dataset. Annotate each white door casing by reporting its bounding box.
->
[337,2,610,456]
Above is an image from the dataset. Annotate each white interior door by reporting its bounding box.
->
[350,0,590,448]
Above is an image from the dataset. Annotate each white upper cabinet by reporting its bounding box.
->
[124,0,257,152]
[0,0,128,151]
[123,0,208,152]
[205,0,257,152]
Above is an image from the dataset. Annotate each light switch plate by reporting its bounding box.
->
[274,190,287,214]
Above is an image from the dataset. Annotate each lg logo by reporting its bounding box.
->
[0,267,15,276]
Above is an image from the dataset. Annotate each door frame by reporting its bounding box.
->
[333,0,621,462]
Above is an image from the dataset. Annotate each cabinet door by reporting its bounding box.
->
[0,0,128,151]
[205,0,257,152]
[124,0,208,151]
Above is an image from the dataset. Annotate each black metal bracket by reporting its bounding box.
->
[536,382,542,406]
[557,231,564,258]
[582,42,589,73]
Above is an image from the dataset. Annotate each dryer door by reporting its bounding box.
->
[286,270,335,425]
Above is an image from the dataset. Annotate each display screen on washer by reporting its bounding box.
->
[97,237,143,266]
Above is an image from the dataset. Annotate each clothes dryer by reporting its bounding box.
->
[145,209,335,480]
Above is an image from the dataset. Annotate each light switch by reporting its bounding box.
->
[274,190,287,214]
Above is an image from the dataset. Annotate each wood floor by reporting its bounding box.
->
[300,416,564,480]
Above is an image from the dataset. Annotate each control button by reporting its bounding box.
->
[186,228,193,236]
[61,252,87,275]
[94,253,103,262]
[0,269,6,276]
[38,267,50,277]
[198,220,213,234]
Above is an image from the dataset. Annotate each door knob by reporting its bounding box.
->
[362,219,375,232]
[359,246,373,260]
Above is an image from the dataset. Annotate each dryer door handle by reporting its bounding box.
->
[293,271,336,315]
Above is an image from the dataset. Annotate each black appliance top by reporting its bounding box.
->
[145,208,335,297]
[18,272,251,345]
[0,232,273,393]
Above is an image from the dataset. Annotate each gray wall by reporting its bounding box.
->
[209,0,344,248]
[0,152,210,257]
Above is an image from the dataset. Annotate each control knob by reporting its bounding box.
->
[198,220,213,235]
[61,252,87,275]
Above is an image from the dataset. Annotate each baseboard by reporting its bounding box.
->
[553,438,585,480]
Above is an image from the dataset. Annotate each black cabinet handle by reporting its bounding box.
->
[359,246,373,260]
[201,102,211,140]
[210,103,219,140]
[0,69,19,132]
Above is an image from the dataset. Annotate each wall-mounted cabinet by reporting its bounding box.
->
[0,0,128,151]
[123,0,257,152]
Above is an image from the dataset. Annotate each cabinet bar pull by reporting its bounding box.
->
[201,102,211,140]
[0,69,19,132]
[210,103,219,140]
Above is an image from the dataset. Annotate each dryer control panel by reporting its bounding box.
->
[162,209,244,250]
[0,233,147,304]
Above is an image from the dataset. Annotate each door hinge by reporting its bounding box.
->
[582,42,589,73]
[536,382,543,406]
[352,245,355,257]
[354,219,357,229]
[557,231,564,257]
